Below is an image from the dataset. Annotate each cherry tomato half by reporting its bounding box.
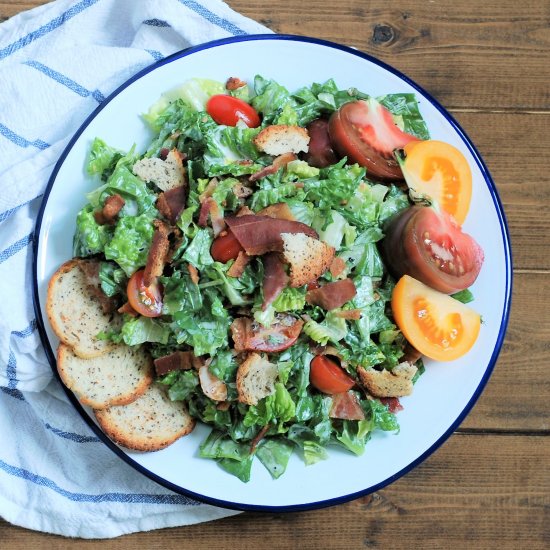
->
[206,94,261,128]
[392,275,481,362]
[328,99,420,180]
[310,355,355,395]
[127,269,163,317]
[402,140,472,225]
[381,206,484,294]
[210,230,244,263]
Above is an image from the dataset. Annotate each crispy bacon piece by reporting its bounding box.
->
[225,214,317,256]
[78,260,118,314]
[332,309,362,320]
[94,193,125,225]
[257,202,296,221]
[198,197,226,236]
[236,205,254,217]
[117,301,138,317]
[143,220,170,287]
[226,77,247,91]
[153,351,200,377]
[249,152,297,183]
[250,424,271,453]
[329,256,347,278]
[227,251,251,278]
[379,397,404,413]
[329,391,366,420]
[198,178,218,202]
[261,252,288,310]
[305,278,357,311]
[157,186,187,224]
[198,363,227,402]
[187,263,200,284]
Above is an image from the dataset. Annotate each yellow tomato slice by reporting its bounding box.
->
[402,140,472,225]
[392,275,481,362]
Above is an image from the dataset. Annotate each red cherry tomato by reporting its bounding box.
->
[206,95,261,128]
[310,355,355,395]
[328,99,420,180]
[210,230,244,263]
[127,269,163,317]
[381,206,484,294]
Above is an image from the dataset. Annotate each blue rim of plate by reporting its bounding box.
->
[32,33,513,512]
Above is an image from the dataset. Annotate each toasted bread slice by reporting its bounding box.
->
[47,260,122,358]
[236,353,278,406]
[57,343,153,409]
[133,149,186,192]
[281,233,335,287]
[94,383,195,452]
[253,125,310,156]
[357,362,418,398]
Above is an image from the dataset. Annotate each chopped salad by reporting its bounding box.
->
[71,75,483,481]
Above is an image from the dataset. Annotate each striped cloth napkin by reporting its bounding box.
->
[0,0,269,538]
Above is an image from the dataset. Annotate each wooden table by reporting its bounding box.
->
[1,1,548,547]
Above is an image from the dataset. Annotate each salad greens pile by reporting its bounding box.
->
[74,75,429,482]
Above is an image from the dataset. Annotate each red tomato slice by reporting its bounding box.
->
[206,95,261,128]
[328,99,420,180]
[392,275,481,362]
[211,230,244,263]
[127,269,163,317]
[231,315,304,353]
[381,206,484,294]
[402,140,472,225]
[310,355,355,395]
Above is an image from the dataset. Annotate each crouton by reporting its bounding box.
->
[236,353,278,406]
[357,362,418,398]
[198,363,227,402]
[281,232,335,287]
[57,343,153,409]
[47,260,122,358]
[132,149,186,191]
[253,125,310,156]
[94,383,195,452]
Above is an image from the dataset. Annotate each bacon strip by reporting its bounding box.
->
[305,278,357,311]
[225,214,317,255]
[227,251,251,278]
[332,308,362,320]
[329,256,347,278]
[249,152,297,183]
[153,351,199,376]
[187,263,200,284]
[198,197,226,236]
[330,391,365,421]
[94,193,125,225]
[157,186,187,224]
[143,220,170,287]
[257,202,296,221]
[261,252,288,310]
[117,301,138,317]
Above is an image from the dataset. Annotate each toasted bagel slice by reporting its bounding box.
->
[94,383,195,452]
[57,343,153,409]
[47,259,121,358]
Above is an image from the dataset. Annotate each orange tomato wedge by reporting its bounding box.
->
[392,275,480,362]
[402,140,472,225]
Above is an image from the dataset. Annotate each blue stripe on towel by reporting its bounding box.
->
[0,233,32,264]
[24,61,105,103]
[177,0,247,35]
[44,423,100,443]
[143,19,171,27]
[145,49,164,61]
[0,123,50,150]
[6,351,18,390]
[11,320,37,339]
[1,387,24,400]
[0,0,100,60]
[0,458,199,505]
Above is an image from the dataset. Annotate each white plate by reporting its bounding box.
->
[33,35,512,511]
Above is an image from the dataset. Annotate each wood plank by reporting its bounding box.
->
[1,434,548,548]
[448,110,550,272]
[460,271,550,431]
[229,0,550,111]
[1,1,549,110]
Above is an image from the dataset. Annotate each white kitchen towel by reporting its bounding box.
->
[0,0,270,538]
